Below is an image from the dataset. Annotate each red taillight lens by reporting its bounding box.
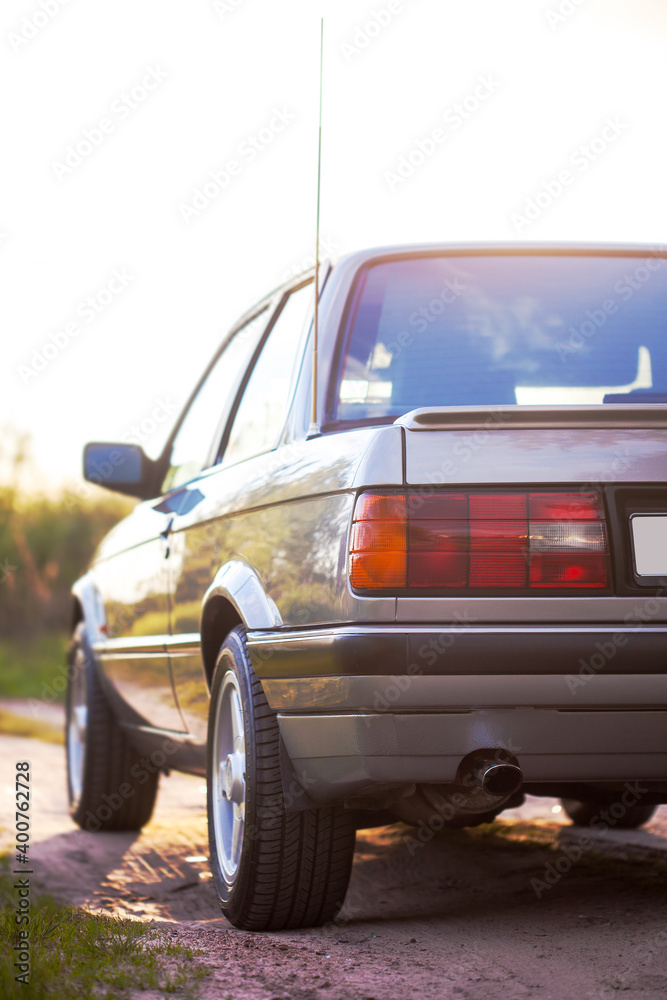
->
[529,552,608,587]
[350,490,610,591]
[408,491,466,587]
[528,492,602,521]
[469,494,528,588]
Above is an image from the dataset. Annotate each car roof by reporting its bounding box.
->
[329,240,667,270]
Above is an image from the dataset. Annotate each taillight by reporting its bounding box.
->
[349,490,609,591]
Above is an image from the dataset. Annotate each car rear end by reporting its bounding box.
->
[253,244,667,821]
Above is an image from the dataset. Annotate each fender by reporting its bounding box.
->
[201,560,283,632]
[71,571,107,643]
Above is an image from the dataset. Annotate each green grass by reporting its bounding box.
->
[0,633,68,703]
[0,857,210,999]
[0,708,64,745]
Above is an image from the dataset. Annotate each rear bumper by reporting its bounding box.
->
[247,624,667,689]
[277,709,667,801]
[246,625,667,801]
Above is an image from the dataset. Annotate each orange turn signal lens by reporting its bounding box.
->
[349,493,407,589]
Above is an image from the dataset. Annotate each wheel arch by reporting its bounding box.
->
[200,560,282,690]
[71,596,84,633]
[70,572,105,641]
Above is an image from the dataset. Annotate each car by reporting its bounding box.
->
[67,241,667,930]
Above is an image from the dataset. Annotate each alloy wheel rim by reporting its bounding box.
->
[67,647,88,804]
[212,670,246,882]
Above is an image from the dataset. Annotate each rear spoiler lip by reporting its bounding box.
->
[395,404,667,431]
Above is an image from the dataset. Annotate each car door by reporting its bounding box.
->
[167,280,315,741]
[93,501,186,732]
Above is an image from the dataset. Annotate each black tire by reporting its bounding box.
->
[207,626,356,931]
[66,623,159,832]
[561,797,656,830]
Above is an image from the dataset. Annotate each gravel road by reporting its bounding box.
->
[2,732,667,1000]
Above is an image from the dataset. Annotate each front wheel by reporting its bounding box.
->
[207,627,356,930]
[66,623,159,831]
[560,797,656,830]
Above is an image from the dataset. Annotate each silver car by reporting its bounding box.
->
[67,242,667,929]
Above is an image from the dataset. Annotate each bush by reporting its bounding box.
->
[0,432,134,637]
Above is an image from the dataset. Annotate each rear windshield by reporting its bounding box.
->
[333,253,667,421]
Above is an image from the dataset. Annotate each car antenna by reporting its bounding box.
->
[307,17,324,439]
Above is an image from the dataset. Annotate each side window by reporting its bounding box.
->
[222,282,313,467]
[161,310,268,493]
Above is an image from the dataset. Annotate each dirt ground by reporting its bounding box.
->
[2,731,667,1000]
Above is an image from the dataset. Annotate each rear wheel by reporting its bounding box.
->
[560,797,656,830]
[207,626,356,930]
[66,623,159,831]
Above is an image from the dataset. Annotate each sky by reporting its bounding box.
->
[1,0,666,492]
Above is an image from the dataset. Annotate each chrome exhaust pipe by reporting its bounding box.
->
[469,758,523,798]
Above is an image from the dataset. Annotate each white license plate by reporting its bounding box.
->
[631,514,667,576]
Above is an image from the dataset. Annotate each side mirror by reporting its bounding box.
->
[83,443,156,500]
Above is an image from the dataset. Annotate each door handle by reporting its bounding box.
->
[160,517,174,540]
[160,517,174,557]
